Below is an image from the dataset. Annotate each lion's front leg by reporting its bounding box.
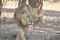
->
[21,25,29,40]
[24,26,29,40]
[16,27,26,40]
[16,34,21,40]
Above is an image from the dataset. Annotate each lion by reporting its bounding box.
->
[18,0,44,24]
[29,0,44,24]
[14,4,34,40]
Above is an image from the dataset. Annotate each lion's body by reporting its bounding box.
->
[14,4,34,40]
[29,0,43,24]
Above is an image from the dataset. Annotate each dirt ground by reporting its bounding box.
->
[0,1,60,40]
[0,18,60,40]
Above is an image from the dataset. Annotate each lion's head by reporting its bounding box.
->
[14,4,34,26]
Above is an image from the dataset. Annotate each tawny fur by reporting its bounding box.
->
[14,4,34,40]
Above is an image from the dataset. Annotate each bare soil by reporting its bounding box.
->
[0,1,60,40]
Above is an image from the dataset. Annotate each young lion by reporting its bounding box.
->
[14,4,34,40]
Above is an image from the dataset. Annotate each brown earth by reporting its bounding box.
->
[0,1,60,40]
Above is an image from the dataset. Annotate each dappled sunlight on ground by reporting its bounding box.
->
[0,0,60,40]
[43,1,60,11]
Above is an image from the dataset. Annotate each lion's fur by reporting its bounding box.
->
[14,4,34,40]
[14,0,44,40]
[18,0,44,24]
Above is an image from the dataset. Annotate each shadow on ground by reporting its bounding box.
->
[43,10,60,17]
